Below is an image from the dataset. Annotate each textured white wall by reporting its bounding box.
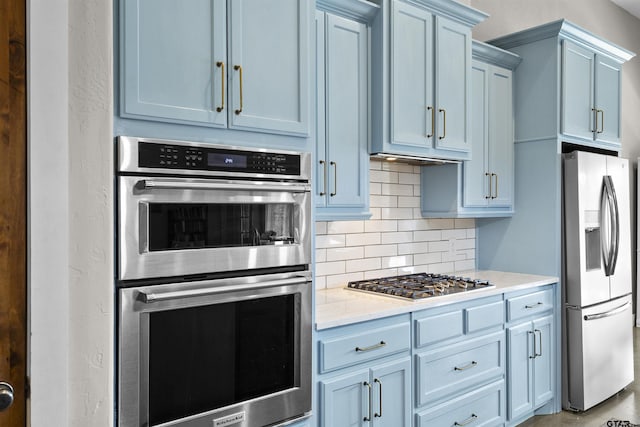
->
[315,160,476,289]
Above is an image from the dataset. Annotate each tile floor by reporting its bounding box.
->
[522,327,640,427]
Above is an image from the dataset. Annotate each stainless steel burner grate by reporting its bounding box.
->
[347,273,493,299]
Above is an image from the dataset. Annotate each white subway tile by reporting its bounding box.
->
[412,207,423,219]
[381,183,414,196]
[382,255,412,268]
[369,182,382,195]
[455,238,476,250]
[466,228,476,239]
[442,251,467,262]
[398,172,420,185]
[365,220,398,233]
[370,170,399,184]
[462,249,475,259]
[368,208,382,220]
[316,249,327,263]
[426,262,455,274]
[315,261,346,276]
[346,233,381,246]
[455,259,476,272]
[327,220,365,234]
[398,196,421,208]
[428,240,451,252]
[365,244,398,258]
[398,242,429,255]
[381,162,414,173]
[315,221,327,235]
[325,272,364,289]
[413,252,442,265]
[381,231,413,244]
[369,159,384,170]
[346,257,381,273]
[364,268,398,279]
[381,207,414,220]
[413,230,442,242]
[315,276,327,289]
[316,234,346,249]
[455,218,475,228]
[326,246,365,262]
[426,218,455,229]
[370,195,398,208]
[442,229,467,240]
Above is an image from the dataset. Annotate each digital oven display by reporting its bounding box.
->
[208,152,247,169]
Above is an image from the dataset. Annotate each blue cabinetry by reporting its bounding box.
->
[421,41,520,218]
[315,1,375,220]
[119,0,310,137]
[370,0,486,161]
[317,315,411,427]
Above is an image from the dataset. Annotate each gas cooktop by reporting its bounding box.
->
[347,273,494,300]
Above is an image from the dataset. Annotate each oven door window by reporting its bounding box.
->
[147,294,298,426]
[147,202,296,250]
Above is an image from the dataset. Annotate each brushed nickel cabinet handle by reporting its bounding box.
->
[529,330,535,359]
[455,414,478,426]
[597,109,604,134]
[438,108,446,140]
[454,361,478,371]
[234,65,243,115]
[330,161,337,197]
[363,381,373,422]
[525,302,543,309]
[427,106,434,138]
[215,61,225,112]
[591,107,598,132]
[374,378,382,418]
[485,172,491,199]
[534,329,542,357]
[355,341,386,352]
[491,173,498,199]
[319,160,327,196]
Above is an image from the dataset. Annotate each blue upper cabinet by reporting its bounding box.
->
[119,0,310,137]
[371,0,487,161]
[488,19,634,152]
[315,1,377,220]
[421,42,520,218]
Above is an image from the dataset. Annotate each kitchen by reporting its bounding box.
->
[6,0,640,427]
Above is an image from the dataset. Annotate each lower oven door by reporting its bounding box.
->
[118,272,312,427]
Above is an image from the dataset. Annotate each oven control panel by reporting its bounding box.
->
[137,141,301,175]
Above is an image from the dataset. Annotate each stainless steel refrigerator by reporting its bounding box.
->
[562,150,634,411]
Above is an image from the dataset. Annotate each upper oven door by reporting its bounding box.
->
[117,176,311,281]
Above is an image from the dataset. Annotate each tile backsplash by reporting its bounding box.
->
[315,159,476,289]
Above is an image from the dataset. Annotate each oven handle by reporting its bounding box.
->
[138,276,310,303]
[137,179,310,193]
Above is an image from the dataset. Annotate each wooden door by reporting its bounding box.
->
[0,0,27,425]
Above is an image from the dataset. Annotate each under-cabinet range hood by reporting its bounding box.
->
[370,152,461,166]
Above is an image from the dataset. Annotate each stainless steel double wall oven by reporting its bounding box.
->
[116,136,312,427]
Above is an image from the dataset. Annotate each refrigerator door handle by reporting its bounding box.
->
[604,175,620,276]
[600,176,618,277]
[583,301,631,321]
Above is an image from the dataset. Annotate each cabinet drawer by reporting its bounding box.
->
[415,310,463,348]
[319,322,410,373]
[416,379,505,427]
[466,300,504,333]
[507,289,553,322]
[415,330,505,407]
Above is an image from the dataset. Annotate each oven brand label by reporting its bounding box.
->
[213,411,246,427]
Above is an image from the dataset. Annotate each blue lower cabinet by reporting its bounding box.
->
[416,379,506,427]
[320,357,411,427]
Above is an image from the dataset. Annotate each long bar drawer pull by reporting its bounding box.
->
[374,378,382,418]
[454,361,478,371]
[355,341,386,352]
[455,414,478,426]
[363,381,372,422]
[525,302,543,309]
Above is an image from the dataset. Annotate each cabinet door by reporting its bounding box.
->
[120,0,227,126]
[324,14,369,209]
[434,15,471,153]
[464,61,489,207]
[371,358,411,427]
[488,66,514,207]
[228,0,309,135]
[391,1,433,147]
[321,370,369,427]
[532,315,554,407]
[507,321,534,421]
[315,11,328,209]
[594,54,622,146]
[561,40,594,141]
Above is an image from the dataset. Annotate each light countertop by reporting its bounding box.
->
[315,270,558,330]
